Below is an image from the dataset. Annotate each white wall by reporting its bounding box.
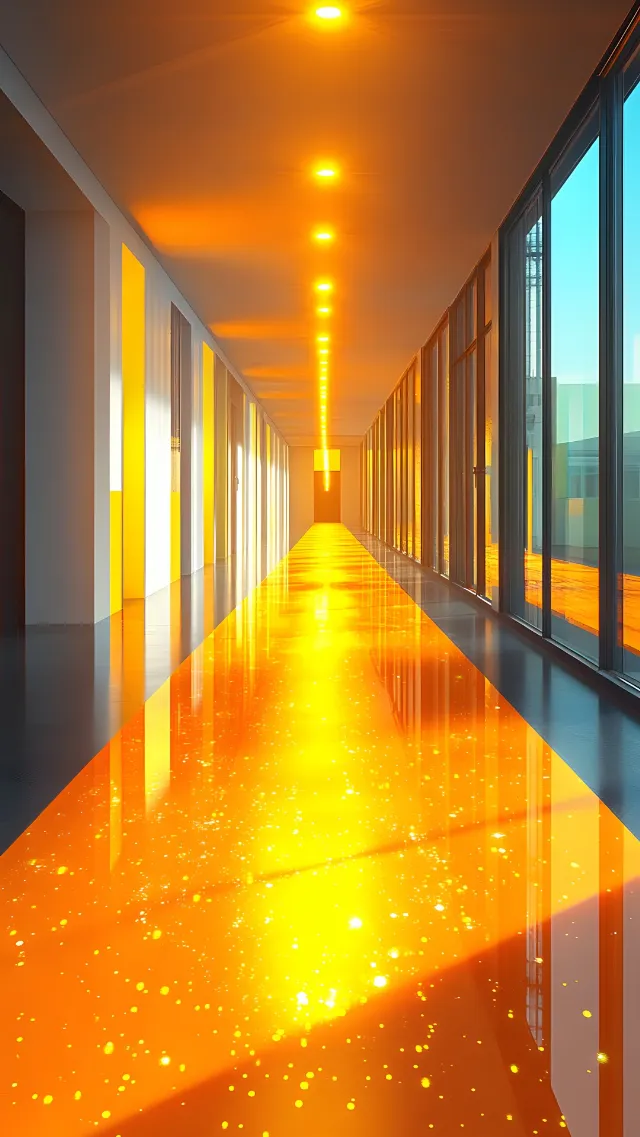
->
[340,445,362,531]
[289,447,314,548]
[289,445,363,547]
[25,209,110,624]
[0,44,288,616]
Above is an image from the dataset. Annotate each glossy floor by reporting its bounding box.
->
[0,549,270,853]
[1,524,639,1136]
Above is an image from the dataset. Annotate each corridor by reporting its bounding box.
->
[2,524,638,1137]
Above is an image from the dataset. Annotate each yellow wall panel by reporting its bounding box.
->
[122,245,146,599]
[171,490,181,582]
[110,490,123,615]
[203,343,215,565]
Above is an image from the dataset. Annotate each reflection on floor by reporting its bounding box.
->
[486,544,640,655]
[0,552,267,852]
[1,524,639,1136]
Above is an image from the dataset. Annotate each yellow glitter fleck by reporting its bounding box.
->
[136,982,145,991]
[102,1111,111,1119]
[349,917,362,929]
[56,867,68,875]
[103,1042,114,1055]
[295,1099,303,1108]
[43,1095,53,1105]
[582,1010,592,1019]
[74,1091,82,1100]
[347,1102,355,1110]
[597,1053,609,1064]
[421,1077,431,1088]
[373,976,387,988]
[152,930,162,940]
[510,1065,519,1073]
[193,894,201,904]
[160,986,170,996]
[160,1056,171,1066]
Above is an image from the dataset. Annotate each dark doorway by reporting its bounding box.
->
[0,188,25,633]
[314,471,341,522]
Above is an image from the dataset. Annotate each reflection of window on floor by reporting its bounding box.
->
[526,732,545,1047]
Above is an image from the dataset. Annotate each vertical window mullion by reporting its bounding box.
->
[542,174,552,639]
[599,71,624,672]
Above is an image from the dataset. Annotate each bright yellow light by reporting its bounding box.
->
[314,230,334,242]
[317,307,331,316]
[317,336,329,343]
[316,6,342,18]
[315,168,337,180]
[315,282,332,293]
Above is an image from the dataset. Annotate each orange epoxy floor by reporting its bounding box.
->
[1,524,639,1136]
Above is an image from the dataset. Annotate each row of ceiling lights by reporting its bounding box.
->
[312,6,343,485]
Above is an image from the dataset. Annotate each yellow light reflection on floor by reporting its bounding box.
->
[1,525,638,1136]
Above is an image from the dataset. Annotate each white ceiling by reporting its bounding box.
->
[0,0,631,443]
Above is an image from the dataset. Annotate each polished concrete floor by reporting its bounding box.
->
[0,552,269,851]
[1,524,640,1136]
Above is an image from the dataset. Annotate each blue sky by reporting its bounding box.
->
[549,78,640,392]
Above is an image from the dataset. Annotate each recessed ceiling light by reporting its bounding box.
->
[316,6,342,19]
[317,335,330,342]
[315,167,337,179]
[317,306,331,316]
[315,281,332,292]
[314,230,334,242]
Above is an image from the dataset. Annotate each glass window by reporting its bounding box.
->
[414,357,422,564]
[524,198,544,629]
[407,367,415,558]
[623,56,640,682]
[426,338,438,570]
[401,377,408,554]
[484,328,499,600]
[550,128,600,661]
[439,322,450,577]
[466,279,477,346]
[504,195,544,628]
[484,260,493,329]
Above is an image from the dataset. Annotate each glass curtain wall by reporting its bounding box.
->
[484,254,499,601]
[422,335,438,571]
[450,278,478,590]
[504,193,544,629]
[623,49,640,682]
[360,12,640,699]
[501,13,640,686]
[439,321,450,577]
[361,361,421,562]
[550,119,600,660]
[414,357,422,564]
[504,118,600,661]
